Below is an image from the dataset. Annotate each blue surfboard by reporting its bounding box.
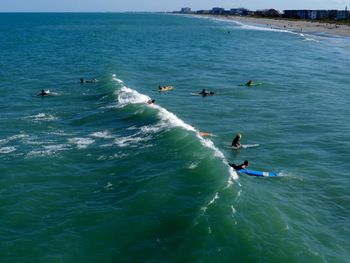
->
[239,168,279,177]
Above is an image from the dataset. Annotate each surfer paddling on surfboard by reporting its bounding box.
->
[229,160,249,171]
[229,161,279,177]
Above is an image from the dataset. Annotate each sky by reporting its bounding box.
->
[1,0,350,12]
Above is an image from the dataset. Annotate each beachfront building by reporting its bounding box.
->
[283,10,298,18]
[230,8,250,16]
[284,9,349,20]
[180,7,192,13]
[337,10,349,20]
[328,10,338,19]
[210,7,225,15]
[283,10,315,19]
[317,10,330,19]
[309,10,317,19]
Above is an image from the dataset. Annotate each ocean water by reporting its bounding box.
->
[0,13,349,262]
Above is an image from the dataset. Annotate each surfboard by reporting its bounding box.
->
[199,132,212,137]
[227,144,259,150]
[242,144,259,149]
[239,83,262,87]
[190,92,215,96]
[238,168,279,177]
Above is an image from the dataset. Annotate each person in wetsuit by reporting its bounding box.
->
[37,89,48,96]
[229,160,249,170]
[246,80,254,86]
[199,89,209,96]
[199,89,215,96]
[231,133,242,149]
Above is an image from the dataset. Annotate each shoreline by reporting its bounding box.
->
[195,14,350,37]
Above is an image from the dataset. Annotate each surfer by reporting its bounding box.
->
[231,133,242,149]
[199,89,209,96]
[199,89,214,96]
[229,160,249,171]
[147,99,155,104]
[37,89,49,96]
[246,80,254,86]
[159,85,174,91]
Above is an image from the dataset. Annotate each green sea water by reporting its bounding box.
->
[0,13,349,262]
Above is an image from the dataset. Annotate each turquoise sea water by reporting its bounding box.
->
[0,13,349,262]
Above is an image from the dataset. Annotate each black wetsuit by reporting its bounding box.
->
[231,137,242,148]
[199,91,209,96]
[229,163,246,170]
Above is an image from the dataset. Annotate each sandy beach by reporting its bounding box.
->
[198,15,350,37]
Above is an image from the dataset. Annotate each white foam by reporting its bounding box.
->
[0,146,16,154]
[104,182,113,190]
[155,105,196,131]
[0,134,29,145]
[241,23,287,33]
[68,138,95,149]
[188,162,198,169]
[208,192,219,206]
[126,126,138,130]
[112,74,124,84]
[26,113,58,122]
[140,124,166,134]
[231,205,237,215]
[97,152,128,160]
[215,17,319,42]
[43,144,69,151]
[201,192,220,213]
[90,131,114,139]
[116,86,150,108]
[114,134,151,148]
[26,144,69,157]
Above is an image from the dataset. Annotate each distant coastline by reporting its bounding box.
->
[192,14,350,37]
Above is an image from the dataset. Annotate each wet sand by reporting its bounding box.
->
[198,15,350,37]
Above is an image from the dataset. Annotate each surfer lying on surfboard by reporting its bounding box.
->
[159,85,174,91]
[229,160,249,170]
[229,160,279,177]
